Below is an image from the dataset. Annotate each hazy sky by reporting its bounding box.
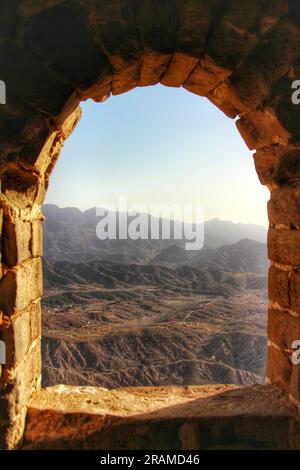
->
[45,84,269,227]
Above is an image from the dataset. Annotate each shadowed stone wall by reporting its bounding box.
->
[0,0,300,449]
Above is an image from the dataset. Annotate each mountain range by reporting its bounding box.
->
[41,205,268,389]
[43,204,267,264]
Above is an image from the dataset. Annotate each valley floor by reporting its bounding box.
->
[42,285,267,388]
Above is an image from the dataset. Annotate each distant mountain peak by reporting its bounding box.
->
[42,204,267,265]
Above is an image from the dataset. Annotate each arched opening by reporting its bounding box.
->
[42,85,269,389]
[0,0,300,450]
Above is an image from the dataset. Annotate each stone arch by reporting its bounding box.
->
[0,0,300,449]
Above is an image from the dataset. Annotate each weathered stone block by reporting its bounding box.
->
[82,0,143,94]
[60,106,82,141]
[231,0,288,34]
[112,62,140,95]
[268,227,300,266]
[135,0,179,54]
[28,132,61,178]
[236,107,291,150]
[80,76,112,103]
[0,167,46,209]
[135,0,179,87]
[213,16,300,116]
[161,53,198,88]
[269,265,290,309]
[266,344,293,394]
[1,302,41,368]
[139,53,171,87]
[184,56,231,97]
[206,5,257,71]
[0,94,53,169]
[1,407,27,450]
[0,258,43,315]
[21,384,299,450]
[0,37,75,116]
[2,313,30,369]
[3,219,32,267]
[202,1,289,115]
[254,145,300,187]
[174,0,220,57]
[0,340,41,424]
[23,105,80,177]
[268,186,300,227]
[290,268,300,315]
[25,3,108,87]
[30,302,42,343]
[268,309,300,350]
[208,81,249,118]
[274,93,300,137]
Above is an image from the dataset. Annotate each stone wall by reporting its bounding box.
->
[0,0,300,449]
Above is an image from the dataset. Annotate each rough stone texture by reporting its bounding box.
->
[268,228,300,266]
[291,269,300,314]
[0,167,45,209]
[269,264,291,309]
[210,15,300,117]
[0,38,75,116]
[269,186,300,227]
[267,343,300,401]
[24,4,108,88]
[1,302,41,369]
[0,94,54,169]
[85,0,142,95]
[268,309,300,350]
[236,108,292,151]
[184,57,231,97]
[28,106,82,175]
[0,258,43,315]
[0,340,41,448]
[266,344,294,394]
[2,218,43,267]
[22,384,300,450]
[254,145,300,189]
[161,53,199,88]
[0,0,300,450]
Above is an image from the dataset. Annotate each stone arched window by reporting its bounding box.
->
[0,0,300,450]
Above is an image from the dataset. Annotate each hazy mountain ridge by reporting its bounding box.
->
[43,204,267,264]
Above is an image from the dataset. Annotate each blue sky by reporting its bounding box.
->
[45,84,269,227]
